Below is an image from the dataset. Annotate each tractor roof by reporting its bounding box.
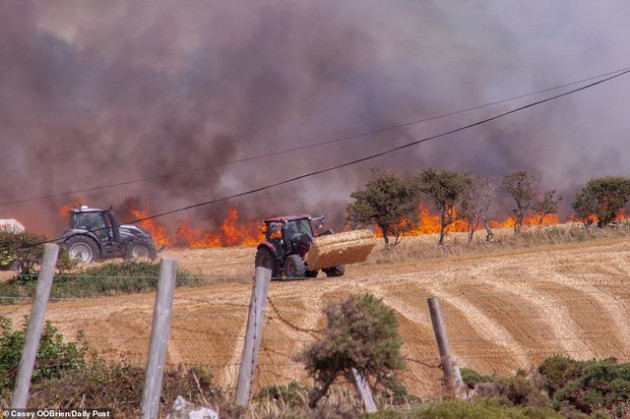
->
[70,205,105,213]
[264,214,311,223]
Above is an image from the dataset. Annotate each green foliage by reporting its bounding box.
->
[473,374,551,409]
[460,367,494,389]
[413,168,468,245]
[537,355,630,416]
[503,170,540,233]
[0,316,87,392]
[254,381,311,409]
[0,261,202,304]
[347,167,418,246]
[365,398,561,418]
[0,232,78,275]
[571,176,630,227]
[3,357,230,417]
[0,232,45,274]
[296,293,405,408]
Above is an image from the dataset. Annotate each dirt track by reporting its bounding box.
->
[1,236,630,399]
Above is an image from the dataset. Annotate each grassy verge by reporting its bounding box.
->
[0,261,205,304]
[366,222,630,266]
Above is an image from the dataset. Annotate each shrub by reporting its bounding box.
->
[5,359,231,417]
[0,316,87,393]
[473,374,551,409]
[460,367,494,390]
[366,398,561,418]
[537,356,630,416]
[295,293,406,408]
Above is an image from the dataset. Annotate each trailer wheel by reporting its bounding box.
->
[323,265,345,277]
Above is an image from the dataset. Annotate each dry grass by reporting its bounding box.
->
[1,223,630,402]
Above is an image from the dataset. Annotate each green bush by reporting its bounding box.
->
[254,381,311,409]
[2,358,232,417]
[365,398,561,418]
[460,367,494,389]
[296,293,406,408]
[0,316,87,393]
[537,356,630,416]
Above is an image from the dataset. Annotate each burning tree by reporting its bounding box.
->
[346,167,418,246]
[532,190,562,225]
[572,176,630,227]
[459,175,501,241]
[413,168,468,246]
[503,170,540,233]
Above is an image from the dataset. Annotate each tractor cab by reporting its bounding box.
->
[69,206,120,244]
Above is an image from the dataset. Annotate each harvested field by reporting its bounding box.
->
[1,231,630,400]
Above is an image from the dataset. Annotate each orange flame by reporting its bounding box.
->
[58,200,85,221]
[128,206,173,247]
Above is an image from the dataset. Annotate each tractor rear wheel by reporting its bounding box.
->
[323,265,345,277]
[255,246,279,278]
[284,254,306,278]
[65,236,100,264]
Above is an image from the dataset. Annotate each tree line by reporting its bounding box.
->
[347,168,630,245]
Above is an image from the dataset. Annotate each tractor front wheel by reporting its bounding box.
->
[125,239,157,261]
[284,254,306,279]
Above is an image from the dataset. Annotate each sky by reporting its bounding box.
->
[1,1,629,234]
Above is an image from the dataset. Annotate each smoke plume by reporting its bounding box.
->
[1,1,629,235]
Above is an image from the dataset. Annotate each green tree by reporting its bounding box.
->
[414,168,468,245]
[346,168,418,246]
[295,293,405,408]
[503,170,540,233]
[572,176,630,227]
[532,190,562,224]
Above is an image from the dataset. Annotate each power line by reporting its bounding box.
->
[128,68,630,225]
[2,65,629,208]
[18,65,628,249]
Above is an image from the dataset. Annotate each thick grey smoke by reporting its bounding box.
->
[1,1,629,236]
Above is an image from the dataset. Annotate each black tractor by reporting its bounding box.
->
[254,214,345,279]
[57,206,158,264]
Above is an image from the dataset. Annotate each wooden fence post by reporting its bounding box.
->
[141,258,178,419]
[11,243,59,409]
[352,367,377,413]
[427,296,468,400]
[235,266,272,407]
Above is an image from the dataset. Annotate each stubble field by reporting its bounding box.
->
[1,230,629,400]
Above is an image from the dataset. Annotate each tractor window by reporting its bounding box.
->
[289,219,314,237]
[76,213,106,231]
[267,222,282,240]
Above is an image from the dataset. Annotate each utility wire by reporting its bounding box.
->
[20,66,630,248]
[1,66,629,208]
[127,67,630,225]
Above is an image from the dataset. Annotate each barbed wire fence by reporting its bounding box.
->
[2,251,630,411]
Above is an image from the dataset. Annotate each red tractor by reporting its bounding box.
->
[254,215,345,279]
